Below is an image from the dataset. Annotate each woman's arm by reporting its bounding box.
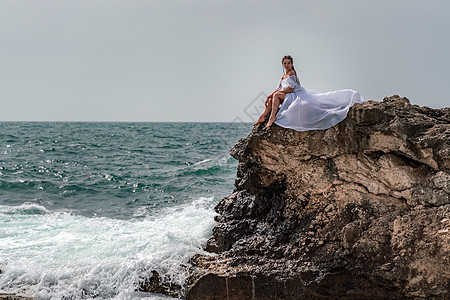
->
[268,89,278,97]
[277,87,294,94]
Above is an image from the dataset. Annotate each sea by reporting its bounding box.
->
[0,122,253,299]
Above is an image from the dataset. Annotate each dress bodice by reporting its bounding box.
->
[277,75,302,91]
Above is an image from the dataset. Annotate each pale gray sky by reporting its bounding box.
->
[1,0,449,122]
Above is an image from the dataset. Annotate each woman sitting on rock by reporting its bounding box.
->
[254,55,365,130]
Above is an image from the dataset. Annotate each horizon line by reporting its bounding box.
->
[0,120,254,124]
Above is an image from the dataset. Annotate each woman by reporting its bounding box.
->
[253,55,365,131]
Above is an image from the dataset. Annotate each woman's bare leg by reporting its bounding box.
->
[253,99,273,125]
[265,98,280,128]
[265,93,285,128]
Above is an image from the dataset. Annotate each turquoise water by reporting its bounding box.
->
[0,122,252,299]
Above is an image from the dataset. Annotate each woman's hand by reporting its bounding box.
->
[265,95,273,107]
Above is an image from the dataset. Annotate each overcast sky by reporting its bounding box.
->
[1,0,449,122]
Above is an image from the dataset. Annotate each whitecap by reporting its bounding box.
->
[0,197,218,299]
[3,203,50,215]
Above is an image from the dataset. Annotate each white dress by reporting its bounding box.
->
[273,75,365,132]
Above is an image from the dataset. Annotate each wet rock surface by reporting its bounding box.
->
[186,96,449,299]
[139,270,183,298]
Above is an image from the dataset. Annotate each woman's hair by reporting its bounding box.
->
[282,55,301,85]
[282,55,296,75]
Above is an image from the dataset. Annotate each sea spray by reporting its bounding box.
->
[0,197,217,299]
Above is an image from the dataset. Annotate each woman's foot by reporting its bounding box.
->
[253,116,265,126]
[265,117,277,128]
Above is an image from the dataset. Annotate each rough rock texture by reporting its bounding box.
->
[139,270,183,298]
[186,96,449,299]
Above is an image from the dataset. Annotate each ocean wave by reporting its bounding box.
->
[0,197,217,299]
[1,202,50,215]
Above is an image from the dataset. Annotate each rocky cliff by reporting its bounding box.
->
[185,96,449,299]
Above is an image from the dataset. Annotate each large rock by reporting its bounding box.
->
[186,96,449,299]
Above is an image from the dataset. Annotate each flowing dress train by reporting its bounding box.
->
[273,75,365,132]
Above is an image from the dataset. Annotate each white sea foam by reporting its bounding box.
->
[3,202,50,215]
[192,159,212,166]
[0,197,217,299]
[190,156,234,171]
